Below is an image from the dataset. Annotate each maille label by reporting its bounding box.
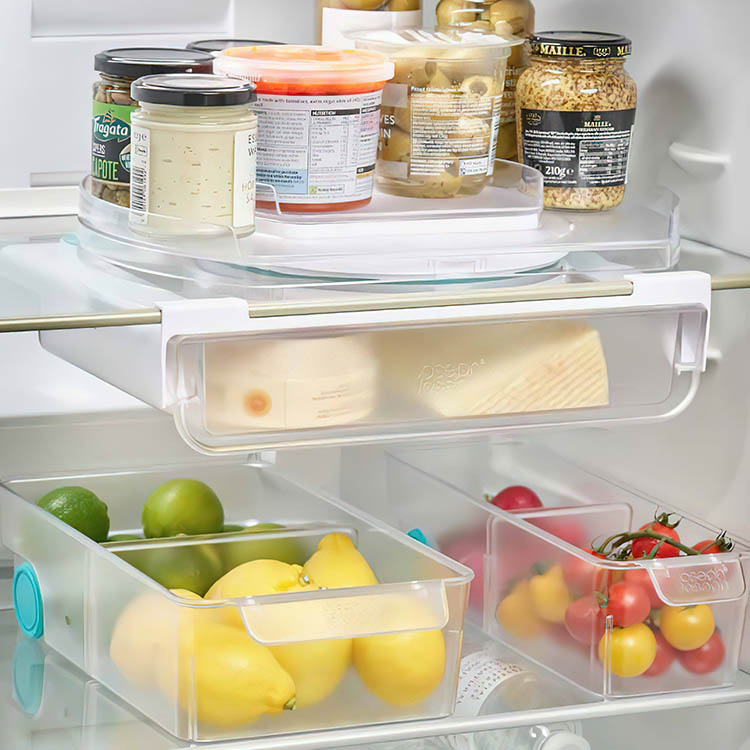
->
[530,39,632,59]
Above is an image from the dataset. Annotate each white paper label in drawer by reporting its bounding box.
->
[454,651,528,716]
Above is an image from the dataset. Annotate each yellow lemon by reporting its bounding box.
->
[271,638,353,708]
[157,621,296,728]
[303,533,378,589]
[206,559,313,628]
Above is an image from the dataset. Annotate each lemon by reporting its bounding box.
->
[142,479,224,538]
[353,597,446,706]
[271,639,353,708]
[157,621,296,728]
[302,533,378,589]
[121,542,224,596]
[221,523,306,571]
[37,486,110,542]
[207,558,353,707]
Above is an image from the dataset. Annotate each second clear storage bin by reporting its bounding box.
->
[0,460,471,741]
[386,441,750,698]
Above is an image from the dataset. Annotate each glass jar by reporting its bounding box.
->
[186,39,281,53]
[436,0,535,161]
[354,29,513,199]
[317,0,422,48]
[214,45,393,213]
[515,32,637,211]
[129,74,257,235]
[91,48,214,207]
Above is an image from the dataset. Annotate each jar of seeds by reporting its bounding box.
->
[91,48,213,206]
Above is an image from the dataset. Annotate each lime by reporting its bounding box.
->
[37,486,110,542]
[107,533,143,543]
[121,542,224,596]
[221,522,306,572]
[142,479,224,538]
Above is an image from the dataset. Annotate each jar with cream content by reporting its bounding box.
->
[129,74,257,235]
[91,48,214,207]
[515,31,636,210]
[435,0,535,161]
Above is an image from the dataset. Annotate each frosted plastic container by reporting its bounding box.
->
[386,442,750,697]
[214,45,394,213]
[318,0,423,48]
[353,29,517,198]
[0,461,471,741]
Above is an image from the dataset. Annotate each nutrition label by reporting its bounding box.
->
[410,90,500,178]
[520,108,635,188]
[253,91,382,205]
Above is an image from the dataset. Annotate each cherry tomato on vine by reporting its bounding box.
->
[599,623,657,678]
[623,567,662,609]
[692,534,733,555]
[605,581,651,627]
[488,485,542,511]
[659,604,715,651]
[565,594,606,644]
[631,517,682,559]
[677,631,725,674]
[562,549,609,595]
[644,630,677,677]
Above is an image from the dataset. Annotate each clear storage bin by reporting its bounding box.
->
[0,461,471,741]
[385,442,750,697]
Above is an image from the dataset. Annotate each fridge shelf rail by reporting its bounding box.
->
[1,273,748,333]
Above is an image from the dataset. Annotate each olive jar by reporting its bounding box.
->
[436,0,535,161]
[515,31,637,211]
[317,0,422,48]
[91,48,213,206]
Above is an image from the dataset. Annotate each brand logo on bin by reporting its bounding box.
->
[417,359,485,394]
[679,566,730,595]
[93,111,130,143]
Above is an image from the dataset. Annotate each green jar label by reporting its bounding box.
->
[91,101,134,185]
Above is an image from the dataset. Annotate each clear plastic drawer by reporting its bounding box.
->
[0,461,470,742]
[386,442,750,698]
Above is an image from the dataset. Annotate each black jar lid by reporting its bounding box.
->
[95,48,215,77]
[529,31,632,59]
[131,74,257,107]
[186,39,281,53]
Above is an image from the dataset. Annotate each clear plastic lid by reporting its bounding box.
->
[214,44,395,85]
[351,28,519,56]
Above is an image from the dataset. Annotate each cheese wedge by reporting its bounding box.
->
[377,320,609,417]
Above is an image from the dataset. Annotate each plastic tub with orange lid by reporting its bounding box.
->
[214,45,394,213]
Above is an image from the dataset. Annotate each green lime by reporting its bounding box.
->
[37,486,110,543]
[221,522,306,572]
[106,533,143,543]
[121,542,224,596]
[142,479,224,538]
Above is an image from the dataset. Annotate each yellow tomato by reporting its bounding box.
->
[659,605,715,651]
[599,623,657,678]
[495,580,546,638]
[528,564,571,624]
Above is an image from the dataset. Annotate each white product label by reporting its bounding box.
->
[233,128,257,228]
[321,8,422,49]
[129,124,150,224]
[453,651,527,716]
[254,91,382,206]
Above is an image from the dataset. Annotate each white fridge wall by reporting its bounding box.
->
[0,0,315,190]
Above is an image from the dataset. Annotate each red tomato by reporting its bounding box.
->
[644,630,677,677]
[623,567,663,609]
[605,581,651,627]
[678,631,725,674]
[631,520,681,559]
[692,536,733,555]
[563,549,609,596]
[489,486,543,511]
[531,515,588,548]
[565,595,606,644]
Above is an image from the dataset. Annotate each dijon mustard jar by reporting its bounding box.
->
[129,74,257,236]
[515,31,636,211]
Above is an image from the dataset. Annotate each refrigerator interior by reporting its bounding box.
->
[1,0,750,748]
